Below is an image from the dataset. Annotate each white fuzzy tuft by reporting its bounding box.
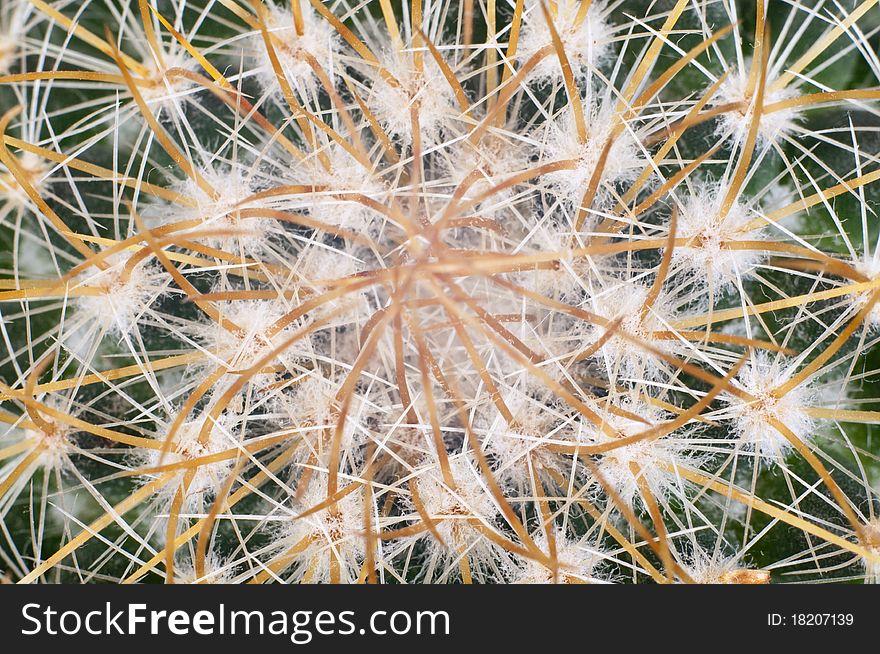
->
[24,402,75,472]
[517,0,612,82]
[863,519,880,583]
[0,32,15,74]
[672,184,767,285]
[274,370,367,464]
[583,276,679,380]
[683,547,769,584]
[134,39,199,109]
[293,149,387,232]
[713,66,801,143]
[512,529,608,584]
[251,4,339,95]
[722,353,816,463]
[0,152,49,206]
[277,474,367,583]
[852,256,880,330]
[367,56,457,144]
[480,385,570,488]
[539,100,642,203]
[579,400,698,508]
[445,134,530,205]
[139,417,237,514]
[74,254,170,337]
[412,454,500,562]
[173,553,234,584]
[194,299,301,372]
[149,167,272,255]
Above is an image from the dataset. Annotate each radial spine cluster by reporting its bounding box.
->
[2,0,880,584]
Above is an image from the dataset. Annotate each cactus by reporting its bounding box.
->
[1,0,880,584]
